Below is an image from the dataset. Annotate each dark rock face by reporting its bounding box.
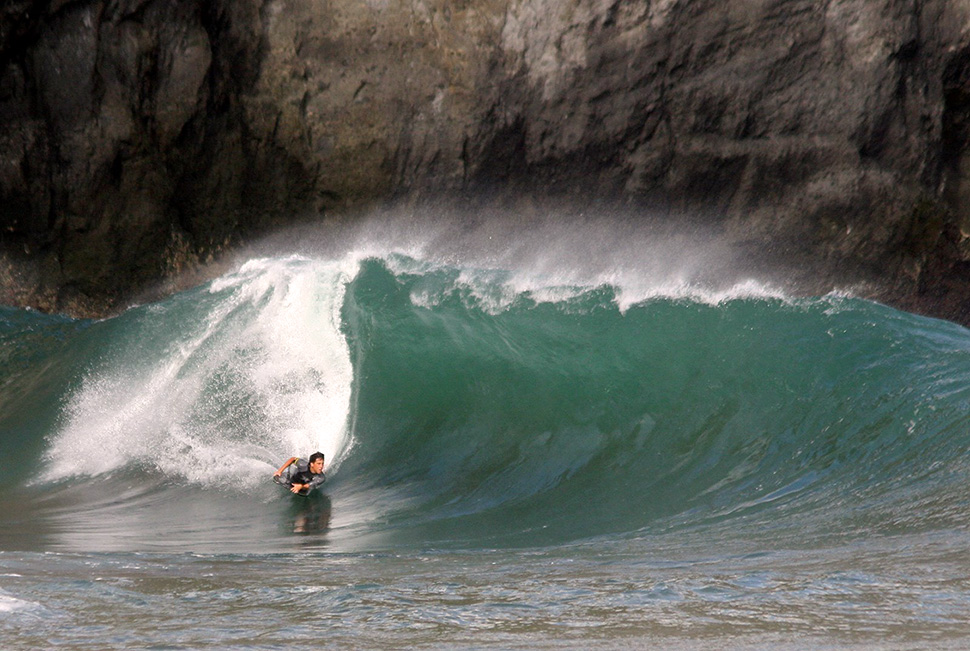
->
[1,0,970,321]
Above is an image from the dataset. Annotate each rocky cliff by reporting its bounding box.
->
[2,0,970,320]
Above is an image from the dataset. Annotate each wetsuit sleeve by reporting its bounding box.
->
[275,457,299,476]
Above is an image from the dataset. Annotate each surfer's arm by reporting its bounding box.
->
[274,457,299,477]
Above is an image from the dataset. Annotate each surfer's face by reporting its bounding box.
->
[309,458,324,473]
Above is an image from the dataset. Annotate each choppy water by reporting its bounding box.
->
[3,225,970,648]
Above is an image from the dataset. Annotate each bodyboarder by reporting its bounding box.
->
[274,452,326,495]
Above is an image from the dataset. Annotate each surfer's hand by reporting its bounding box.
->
[290,484,303,493]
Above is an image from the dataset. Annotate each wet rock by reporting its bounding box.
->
[1,0,970,321]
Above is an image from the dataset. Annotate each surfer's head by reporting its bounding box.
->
[308,452,325,473]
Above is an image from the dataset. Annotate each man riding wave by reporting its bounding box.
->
[274,452,326,495]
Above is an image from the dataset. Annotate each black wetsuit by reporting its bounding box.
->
[289,468,326,493]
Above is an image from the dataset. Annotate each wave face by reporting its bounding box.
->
[3,253,970,551]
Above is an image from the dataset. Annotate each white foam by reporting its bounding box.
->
[0,592,42,614]
[45,255,359,488]
[398,255,789,315]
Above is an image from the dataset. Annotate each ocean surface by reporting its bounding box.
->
[2,221,970,648]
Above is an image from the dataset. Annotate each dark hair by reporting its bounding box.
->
[308,452,325,464]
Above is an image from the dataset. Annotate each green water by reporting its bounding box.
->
[2,252,970,648]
